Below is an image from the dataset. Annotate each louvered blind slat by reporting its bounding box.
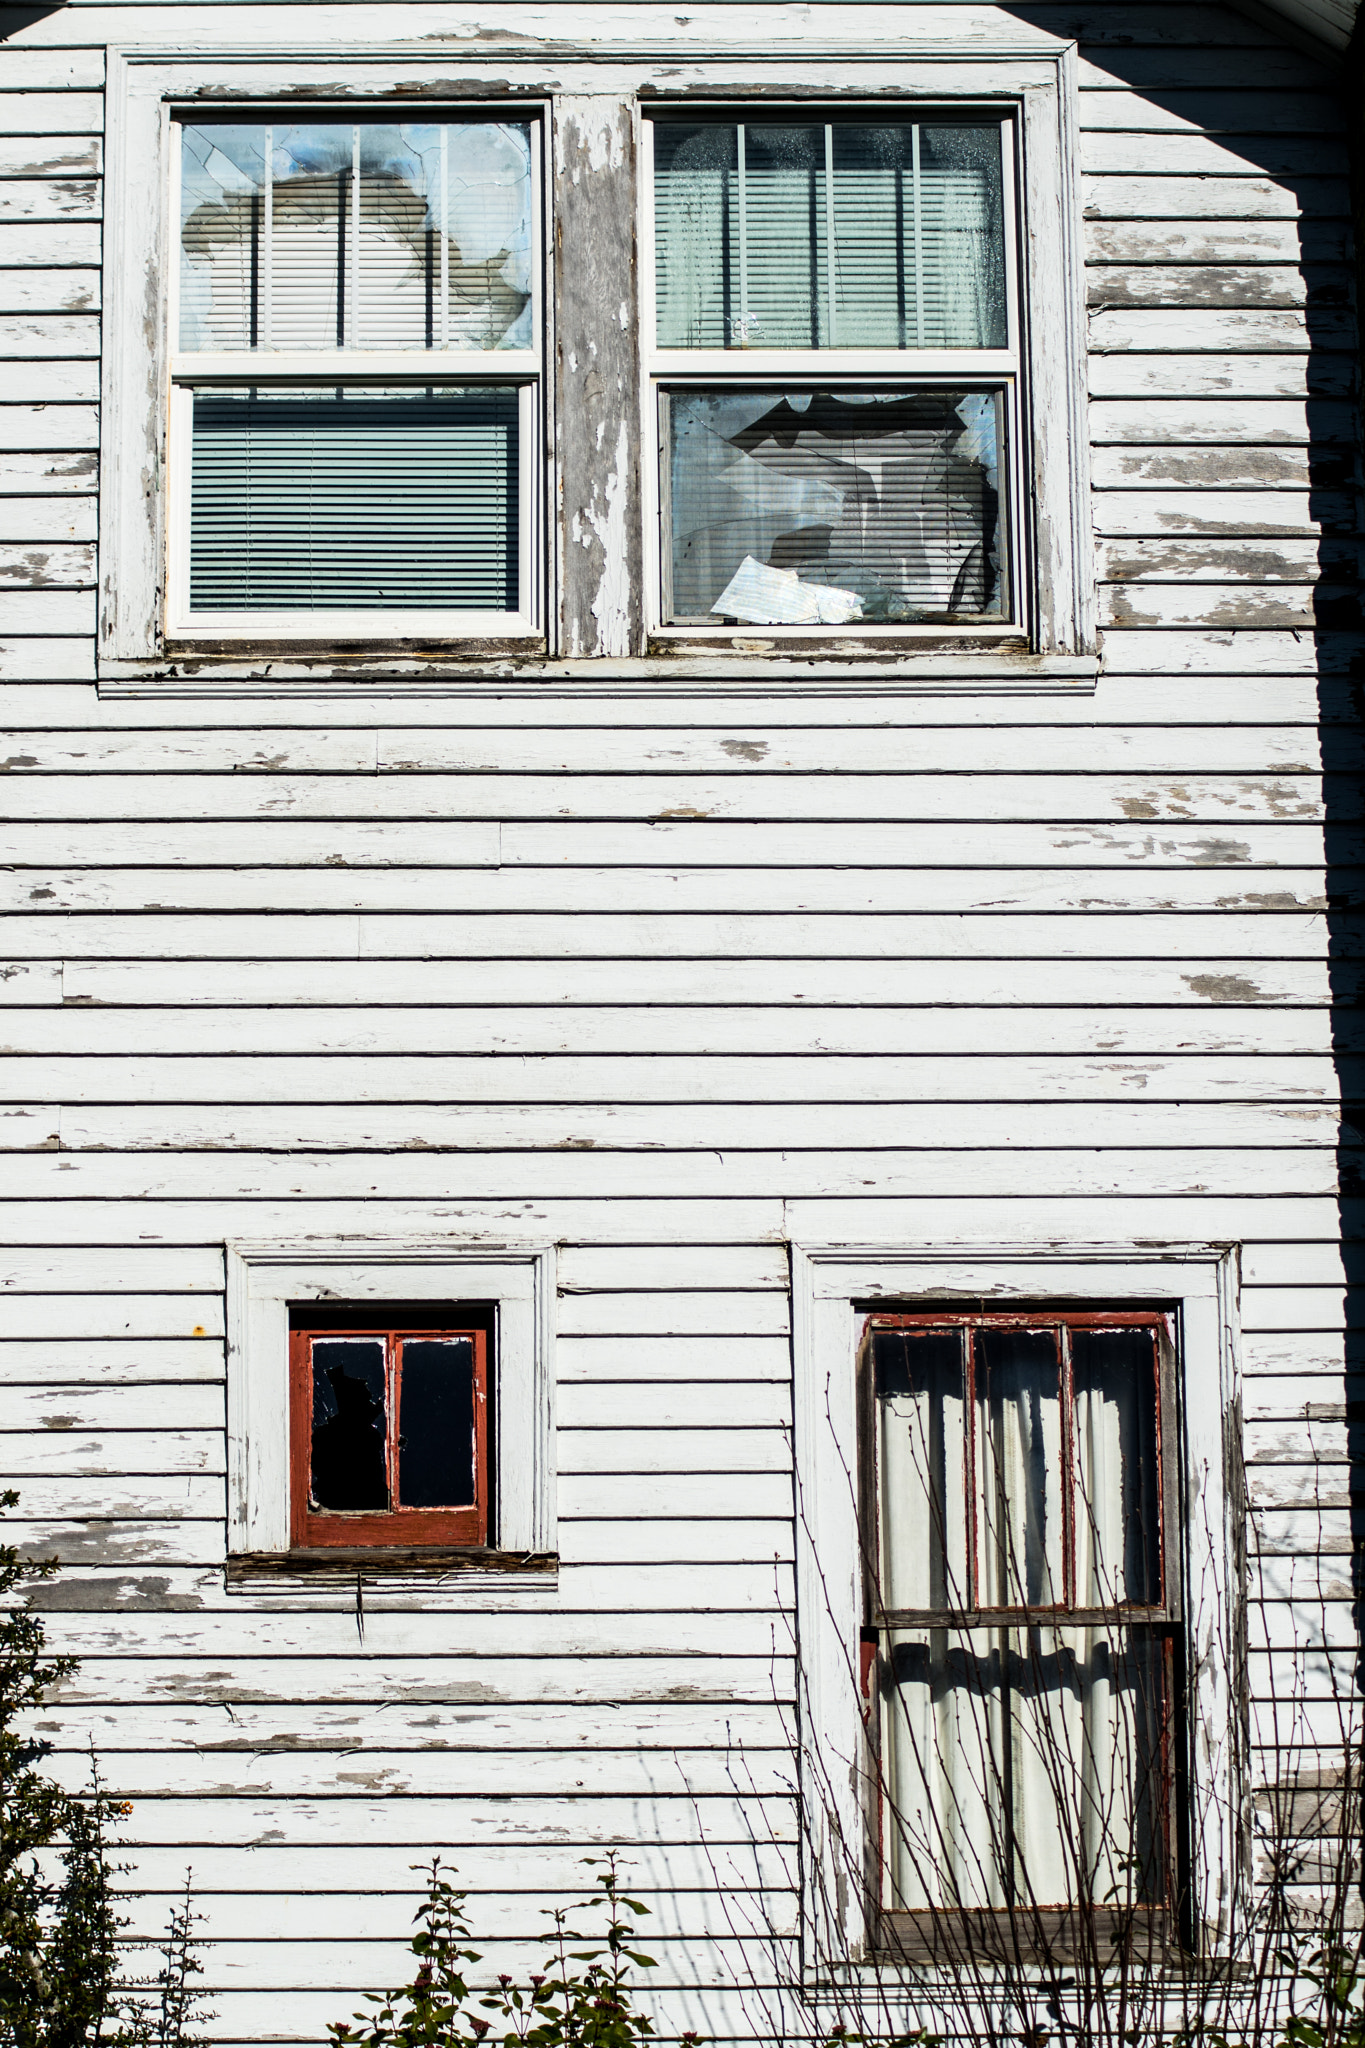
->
[189,389,519,612]
[654,120,1006,351]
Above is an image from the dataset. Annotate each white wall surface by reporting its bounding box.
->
[0,1,1358,2039]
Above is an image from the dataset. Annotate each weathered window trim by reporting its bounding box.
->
[637,57,1092,665]
[791,1243,1242,1982]
[100,51,555,677]
[224,1242,557,1591]
[101,42,1093,691]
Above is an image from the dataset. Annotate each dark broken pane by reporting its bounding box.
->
[875,1328,969,1611]
[653,118,1006,350]
[1072,1328,1163,1606]
[975,1327,1064,1610]
[397,1338,477,1508]
[310,1338,388,1511]
[666,388,1003,625]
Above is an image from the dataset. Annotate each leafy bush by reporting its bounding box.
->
[330,1853,700,2048]
[0,1491,209,2048]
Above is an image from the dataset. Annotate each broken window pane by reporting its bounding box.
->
[398,1338,478,1509]
[1073,1328,1163,1608]
[179,120,533,352]
[654,118,1005,350]
[666,388,1002,624]
[309,1338,389,1512]
[189,386,519,613]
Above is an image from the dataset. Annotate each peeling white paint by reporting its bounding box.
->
[586,415,632,658]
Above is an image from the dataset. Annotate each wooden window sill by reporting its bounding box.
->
[226,1547,557,1585]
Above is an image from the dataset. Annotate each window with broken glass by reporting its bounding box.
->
[645,112,1022,638]
[168,113,541,643]
[862,1310,1181,1954]
[289,1310,491,1549]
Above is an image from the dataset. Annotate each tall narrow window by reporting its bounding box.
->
[169,114,541,642]
[646,111,1020,638]
[864,1310,1179,1953]
[289,1315,490,1547]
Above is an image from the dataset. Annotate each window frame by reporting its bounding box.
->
[641,105,1027,644]
[165,103,543,645]
[289,1313,492,1549]
[791,1245,1243,1987]
[635,68,1089,662]
[225,1241,556,1582]
[860,1306,1184,1956]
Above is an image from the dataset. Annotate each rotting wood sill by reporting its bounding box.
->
[100,650,1099,695]
[226,1547,557,1582]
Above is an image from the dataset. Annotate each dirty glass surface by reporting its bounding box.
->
[189,386,519,612]
[398,1338,477,1508]
[875,1318,1171,1913]
[309,1338,389,1512]
[654,119,1006,350]
[666,388,1002,624]
[179,120,533,351]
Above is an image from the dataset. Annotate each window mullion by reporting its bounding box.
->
[388,1332,401,1513]
[736,121,747,346]
[262,125,273,351]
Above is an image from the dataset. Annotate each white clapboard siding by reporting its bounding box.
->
[0,2,1359,2038]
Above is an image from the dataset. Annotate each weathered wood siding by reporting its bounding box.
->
[0,0,1359,2038]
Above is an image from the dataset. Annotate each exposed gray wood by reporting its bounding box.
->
[0,139,101,178]
[554,96,641,659]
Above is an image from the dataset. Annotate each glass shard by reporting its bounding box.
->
[668,388,1002,625]
[310,1337,388,1512]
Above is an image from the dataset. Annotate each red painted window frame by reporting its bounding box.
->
[289,1322,490,1549]
[862,1307,1183,1943]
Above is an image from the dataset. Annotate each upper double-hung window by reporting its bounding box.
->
[169,113,541,642]
[645,111,1022,640]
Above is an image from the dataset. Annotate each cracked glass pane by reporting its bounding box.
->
[179,120,533,351]
[666,388,1004,624]
[654,118,1005,350]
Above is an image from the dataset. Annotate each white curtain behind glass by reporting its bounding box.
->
[880,1326,1164,1913]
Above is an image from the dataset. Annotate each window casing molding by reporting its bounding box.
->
[637,57,1092,662]
[791,1244,1242,1982]
[100,53,552,672]
[100,43,1093,690]
[225,1241,556,1584]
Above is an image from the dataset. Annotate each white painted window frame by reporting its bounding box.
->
[637,56,1091,659]
[791,1243,1242,1981]
[225,1241,556,1568]
[101,54,549,663]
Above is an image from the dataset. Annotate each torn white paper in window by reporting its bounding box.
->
[710,556,864,626]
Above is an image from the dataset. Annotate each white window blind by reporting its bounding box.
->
[654,120,1006,351]
[189,387,520,612]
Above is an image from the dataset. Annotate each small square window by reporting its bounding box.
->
[289,1306,492,1548]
